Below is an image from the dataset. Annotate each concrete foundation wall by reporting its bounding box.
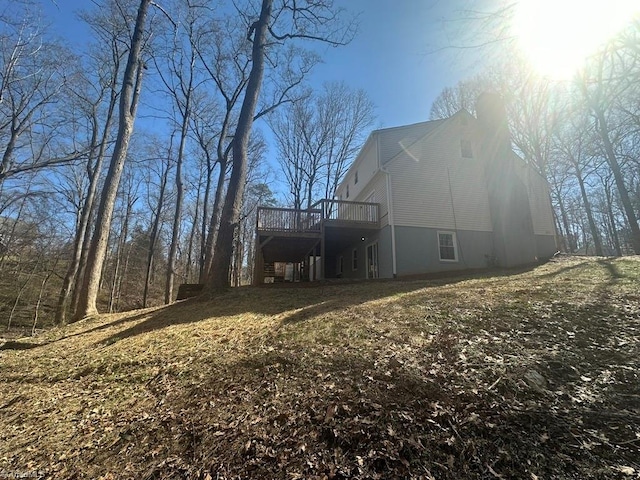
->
[395,226,495,276]
[535,234,557,260]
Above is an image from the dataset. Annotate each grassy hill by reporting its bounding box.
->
[1,257,638,479]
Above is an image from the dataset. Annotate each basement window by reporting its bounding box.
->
[460,139,473,158]
[438,231,458,262]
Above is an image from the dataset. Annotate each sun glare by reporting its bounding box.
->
[512,0,640,80]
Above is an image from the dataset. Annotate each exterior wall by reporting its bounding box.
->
[335,225,393,279]
[521,166,556,236]
[336,135,378,202]
[353,171,389,228]
[394,226,495,276]
[535,234,557,260]
[386,115,493,232]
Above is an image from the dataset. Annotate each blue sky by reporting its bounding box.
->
[42,0,478,129]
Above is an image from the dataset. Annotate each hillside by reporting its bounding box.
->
[1,257,638,479]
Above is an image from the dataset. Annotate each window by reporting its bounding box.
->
[346,184,350,199]
[460,139,473,158]
[354,170,358,184]
[337,256,344,276]
[438,231,458,262]
[352,248,358,270]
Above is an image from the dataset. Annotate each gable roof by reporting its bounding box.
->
[376,118,446,166]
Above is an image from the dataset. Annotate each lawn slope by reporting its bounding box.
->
[1,257,639,479]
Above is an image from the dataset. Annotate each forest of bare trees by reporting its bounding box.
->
[0,0,358,331]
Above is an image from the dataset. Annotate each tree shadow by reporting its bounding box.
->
[94,265,539,346]
[596,258,633,281]
[0,341,41,351]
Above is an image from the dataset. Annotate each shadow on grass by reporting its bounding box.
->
[596,258,635,280]
[94,265,541,346]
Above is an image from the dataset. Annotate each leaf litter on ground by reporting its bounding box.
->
[0,256,639,479]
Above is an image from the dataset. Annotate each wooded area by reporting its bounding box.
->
[1,1,639,332]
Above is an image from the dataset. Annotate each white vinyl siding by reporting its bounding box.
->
[353,171,389,228]
[386,121,492,232]
[336,135,378,201]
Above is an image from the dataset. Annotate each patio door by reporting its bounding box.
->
[367,242,379,279]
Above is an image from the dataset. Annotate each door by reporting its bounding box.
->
[367,242,379,279]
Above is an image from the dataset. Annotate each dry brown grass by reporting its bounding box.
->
[1,256,639,479]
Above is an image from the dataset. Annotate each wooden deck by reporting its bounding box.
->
[254,200,380,283]
[257,199,379,235]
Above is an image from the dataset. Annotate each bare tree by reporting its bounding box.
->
[270,81,375,210]
[74,0,152,320]
[206,0,356,292]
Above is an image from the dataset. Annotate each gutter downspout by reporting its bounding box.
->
[378,134,397,278]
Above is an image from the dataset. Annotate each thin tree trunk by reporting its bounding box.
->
[33,257,58,336]
[207,0,272,292]
[594,109,640,253]
[201,161,226,282]
[557,195,574,253]
[74,0,150,320]
[144,157,170,307]
[185,179,201,282]
[572,163,603,256]
[165,104,190,304]
[604,183,623,256]
[58,71,120,324]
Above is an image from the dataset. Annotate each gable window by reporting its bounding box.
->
[352,248,358,271]
[355,170,359,184]
[346,184,350,199]
[460,139,473,158]
[438,231,458,262]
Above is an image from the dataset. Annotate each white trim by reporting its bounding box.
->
[381,163,397,277]
[437,230,459,262]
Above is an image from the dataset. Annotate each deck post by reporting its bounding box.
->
[320,221,325,280]
[253,235,263,285]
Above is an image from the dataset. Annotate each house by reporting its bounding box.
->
[254,93,557,283]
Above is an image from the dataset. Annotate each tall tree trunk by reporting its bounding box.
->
[594,109,640,254]
[165,104,190,304]
[572,162,603,256]
[604,182,623,256]
[185,179,201,282]
[74,0,150,320]
[55,89,118,324]
[201,160,226,282]
[206,0,272,292]
[198,161,214,280]
[144,157,171,307]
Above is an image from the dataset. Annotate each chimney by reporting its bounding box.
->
[476,92,537,268]
[475,91,511,154]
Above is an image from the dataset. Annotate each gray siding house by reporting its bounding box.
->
[254,94,557,283]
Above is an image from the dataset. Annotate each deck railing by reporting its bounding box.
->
[256,206,322,233]
[257,199,379,233]
[316,199,379,224]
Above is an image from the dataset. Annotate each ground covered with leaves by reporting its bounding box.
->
[1,256,639,479]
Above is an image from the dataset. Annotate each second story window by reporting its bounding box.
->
[355,170,358,184]
[346,184,349,198]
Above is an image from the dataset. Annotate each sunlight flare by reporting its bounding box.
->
[512,0,640,79]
